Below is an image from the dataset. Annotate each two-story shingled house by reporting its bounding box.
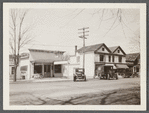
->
[126,53,140,77]
[71,43,128,78]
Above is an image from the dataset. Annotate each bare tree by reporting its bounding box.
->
[9,9,33,82]
[55,52,70,61]
[61,8,140,53]
[62,9,139,40]
[60,53,70,61]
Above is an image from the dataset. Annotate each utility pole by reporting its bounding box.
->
[78,27,89,70]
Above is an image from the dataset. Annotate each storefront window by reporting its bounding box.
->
[34,65,42,73]
[55,65,61,73]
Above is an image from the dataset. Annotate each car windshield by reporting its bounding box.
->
[76,69,83,72]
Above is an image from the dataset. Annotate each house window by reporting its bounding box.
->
[112,55,115,62]
[109,55,111,62]
[119,56,122,62]
[11,67,15,74]
[77,56,80,63]
[20,65,28,71]
[55,65,61,73]
[100,55,104,61]
[102,48,104,51]
[118,50,120,53]
[136,67,139,72]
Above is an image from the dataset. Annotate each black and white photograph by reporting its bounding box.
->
[3,3,146,110]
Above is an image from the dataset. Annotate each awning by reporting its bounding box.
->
[54,61,68,65]
[30,50,63,63]
[116,64,129,69]
[105,64,117,69]
[133,64,140,68]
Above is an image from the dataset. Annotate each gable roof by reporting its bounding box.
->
[77,43,111,53]
[126,53,140,62]
[109,46,126,55]
[108,46,119,53]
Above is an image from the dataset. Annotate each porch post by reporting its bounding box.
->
[53,63,55,77]
[51,63,53,77]
[31,62,34,78]
[42,63,44,76]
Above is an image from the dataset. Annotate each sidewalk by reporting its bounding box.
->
[10,76,124,84]
[9,77,72,84]
[33,77,72,83]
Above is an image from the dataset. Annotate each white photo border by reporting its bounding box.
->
[3,3,146,110]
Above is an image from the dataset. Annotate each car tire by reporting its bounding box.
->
[116,74,118,80]
[108,74,110,80]
[106,74,108,79]
[84,76,86,81]
[99,77,101,80]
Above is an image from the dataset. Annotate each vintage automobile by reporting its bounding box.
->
[96,65,118,80]
[20,71,27,79]
[73,68,86,82]
[122,68,133,78]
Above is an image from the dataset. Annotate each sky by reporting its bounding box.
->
[16,8,140,55]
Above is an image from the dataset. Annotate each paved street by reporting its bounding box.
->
[10,78,140,105]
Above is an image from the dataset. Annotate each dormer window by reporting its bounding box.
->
[102,48,104,51]
[118,50,120,53]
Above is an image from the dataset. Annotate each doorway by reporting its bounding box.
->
[44,65,51,77]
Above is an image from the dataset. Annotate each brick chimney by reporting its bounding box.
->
[75,45,77,55]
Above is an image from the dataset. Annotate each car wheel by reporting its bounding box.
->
[108,74,110,80]
[106,75,108,79]
[99,76,101,80]
[84,76,86,81]
[116,74,118,80]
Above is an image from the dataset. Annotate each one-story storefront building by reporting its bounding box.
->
[18,49,69,80]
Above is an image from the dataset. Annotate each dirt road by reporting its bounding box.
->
[10,78,140,105]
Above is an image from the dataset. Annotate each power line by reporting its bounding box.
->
[25,43,82,48]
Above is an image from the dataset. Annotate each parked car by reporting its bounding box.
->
[20,71,27,79]
[121,69,133,78]
[73,68,86,82]
[96,66,118,80]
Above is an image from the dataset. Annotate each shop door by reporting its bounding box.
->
[44,65,51,77]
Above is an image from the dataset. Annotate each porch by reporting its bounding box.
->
[30,61,63,79]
